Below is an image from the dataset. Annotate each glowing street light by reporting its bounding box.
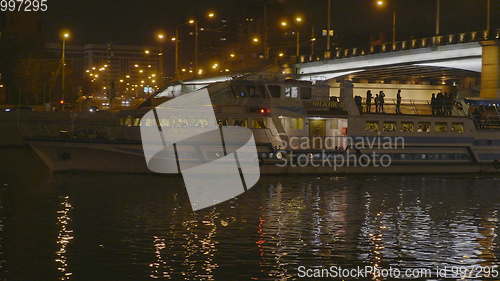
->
[157,33,165,41]
[60,30,71,104]
[252,36,260,44]
[375,0,396,44]
[279,16,304,58]
[207,11,216,19]
[144,50,150,55]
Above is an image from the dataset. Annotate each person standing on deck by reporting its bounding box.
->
[396,89,402,114]
[436,93,443,116]
[375,94,380,113]
[366,90,373,113]
[431,94,437,116]
[379,91,385,113]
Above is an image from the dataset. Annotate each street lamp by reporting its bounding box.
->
[375,0,397,45]
[188,10,217,76]
[280,16,304,58]
[60,30,70,104]
[155,32,167,87]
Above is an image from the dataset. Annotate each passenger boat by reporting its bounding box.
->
[2,73,500,175]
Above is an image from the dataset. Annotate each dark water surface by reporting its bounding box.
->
[1,170,499,280]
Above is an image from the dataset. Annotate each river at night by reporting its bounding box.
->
[1,149,499,281]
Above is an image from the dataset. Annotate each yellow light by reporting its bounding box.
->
[171,37,177,42]
[104,64,108,68]
[225,69,230,72]
[157,33,165,40]
[197,69,204,75]
[278,52,285,57]
[103,86,107,90]
[90,73,94,77]
[0,84,4,88]
[144,50,150,54]
[207,11,216,18]
[376,0,385,6]
[61,31,70,39]
[295,16,303,23]
[92,67,96,70]
[134,64,139,68]
[181,68,187,72]
[94,74,99,78]
[280,21,288,27]
[85,70,90,73]
[126,75,130,78]
[229,53,236,58]
[151,74,156,77]
[152,80,156,83]
[212,63,219,70]
[189,69,193,73]
[119,79,124,83]
[188,19,195,24]
[139,69,144,73]
[148,65,152,68]
[252,36,260,44]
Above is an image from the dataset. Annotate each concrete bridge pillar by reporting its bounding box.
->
[480,40,500,99]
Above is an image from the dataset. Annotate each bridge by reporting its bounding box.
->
[163,29,499,100]
[295,30,500,99]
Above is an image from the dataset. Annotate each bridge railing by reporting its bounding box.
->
[299,29,500,63]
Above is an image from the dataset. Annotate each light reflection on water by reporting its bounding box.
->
[55,195,74,280]
[2,175,500,280]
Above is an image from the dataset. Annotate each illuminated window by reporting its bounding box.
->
[400,122,414,133]
[330,119,338,129]
[383,122,397,132]
[289,118,305,130]
[252,118,267,129]
[365,121,380,132]
[451,123,464,134]
[233,119,248,128]
[434,122,448,133]
[417,122,431,133]
[285,87,299,98]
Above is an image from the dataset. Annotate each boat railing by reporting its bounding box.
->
[358,98,469,117]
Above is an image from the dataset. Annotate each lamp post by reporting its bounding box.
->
[435,0,441,35]
[486,0,491,32]
[326,0,332,58]
[376,0,397,45]
[156,32,166,87]
[60,31,70,103]
[188,19,199,73]
[188,11,217,75]
[280,16,304,60]
[171,31,179,79]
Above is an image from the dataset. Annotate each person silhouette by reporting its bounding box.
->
[366,90,373,113]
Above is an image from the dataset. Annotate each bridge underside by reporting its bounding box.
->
[320,64,481,85]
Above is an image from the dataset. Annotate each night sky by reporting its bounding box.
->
[40,0,500,46]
